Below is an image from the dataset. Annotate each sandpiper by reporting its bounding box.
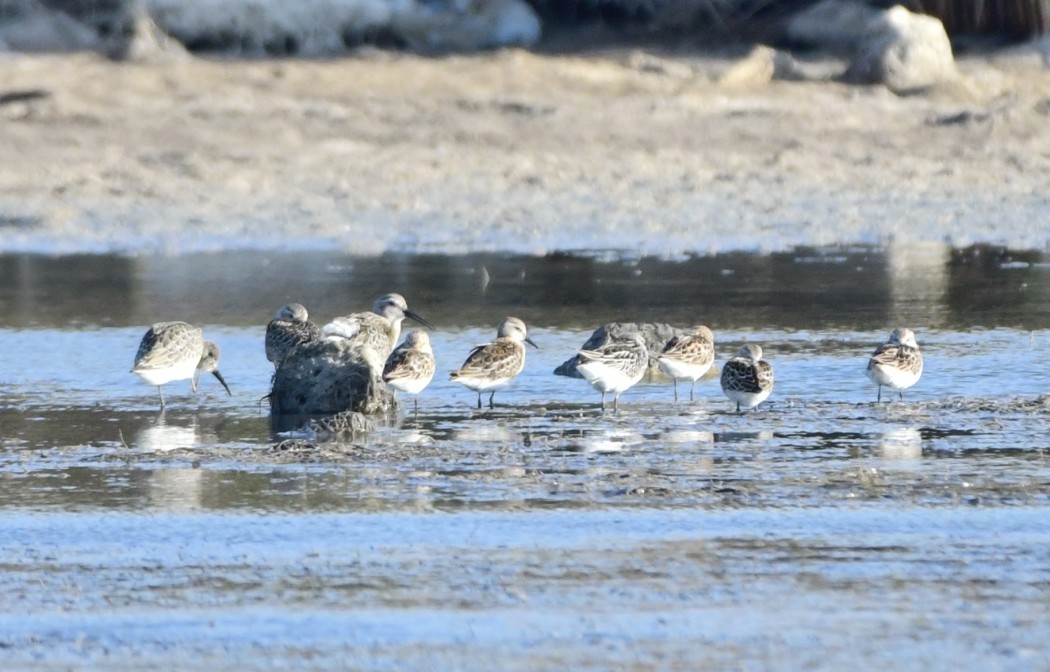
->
[720,344,773,412]
[450,317,537,409]
[866,327,923,402]
[656,325,715,402]
[383,330,436,413]
[323,293,434,360]
[576,332,649,412]
[265,303,322,366]
[131,321,231,408]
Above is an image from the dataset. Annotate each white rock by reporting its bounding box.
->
[111,8,192,61]
[719,45,776,88]
[846,5,956,94]
[786,1,955,93]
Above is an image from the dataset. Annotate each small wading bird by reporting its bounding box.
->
[323,293,434,360]
[866,327,923,402]
[720,344,773,412]
[576,332,649,413]
[383,330,436,413]
[656,325,715,402]
[131,321,231,409]
[265,302,322,366]
[450,317,537,409]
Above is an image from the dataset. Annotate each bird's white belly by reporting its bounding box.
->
[657,357,712,381]
[452,375,512,393]
[724,387,771,409]
[387,375,432,395]
[867,364,920,390]
[577,362,643,394]
[134,358,197,387]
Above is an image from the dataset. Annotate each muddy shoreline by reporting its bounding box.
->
[1,46,1048,257]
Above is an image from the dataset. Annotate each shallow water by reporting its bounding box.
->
[1,245,1049,669]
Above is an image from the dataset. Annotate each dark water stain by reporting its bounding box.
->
[2,243,1050,330]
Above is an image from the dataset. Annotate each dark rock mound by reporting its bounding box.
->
[270,338,397,427]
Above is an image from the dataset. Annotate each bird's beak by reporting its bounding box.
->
[405,309,436,331]
[525,336,539,349]
[212,370,232,396]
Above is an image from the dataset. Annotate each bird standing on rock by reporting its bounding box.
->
[265,302,322,366]
[323,293,434,360]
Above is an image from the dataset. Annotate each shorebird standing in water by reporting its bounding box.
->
[576,332,649,413]
[131,321,231,409]
[450,317,537,409]
[866,327,923,402]
[265,302,322,366]
[323,293,434,360]
[720,344,773,412]
[656,325,715,402]
[383,330,436,413]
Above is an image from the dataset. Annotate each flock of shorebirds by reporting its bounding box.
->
[131,292,925,413]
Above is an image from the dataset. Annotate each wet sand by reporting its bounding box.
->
[2,47,1049,256]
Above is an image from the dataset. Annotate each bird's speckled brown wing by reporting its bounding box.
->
[756,359,774,391]
[578,337,648,378]
[452,338,524,380]
[266,318,322,363]
[329,313,393,354]
[868,343,923,376]
[133,322,203,371]
[384,344,436,382]
[660,332,714,366]
[720,356,772,395]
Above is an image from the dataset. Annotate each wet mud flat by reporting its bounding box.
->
[2,248,1050,668]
